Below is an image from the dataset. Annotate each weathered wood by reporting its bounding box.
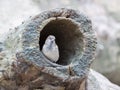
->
[0,8,97,90]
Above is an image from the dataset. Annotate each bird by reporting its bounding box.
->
[42,35,59,63]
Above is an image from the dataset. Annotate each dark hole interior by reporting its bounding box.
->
[40,19,84,65]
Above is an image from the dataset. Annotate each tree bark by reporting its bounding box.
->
[0,8,97,90]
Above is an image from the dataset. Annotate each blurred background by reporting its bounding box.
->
[0,0,120,86]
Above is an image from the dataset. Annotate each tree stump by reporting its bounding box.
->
[0,8,97,90]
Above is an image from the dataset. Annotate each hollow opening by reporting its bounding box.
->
[40,18,84,65]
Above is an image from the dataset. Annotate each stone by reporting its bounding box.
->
[87,69,120,90]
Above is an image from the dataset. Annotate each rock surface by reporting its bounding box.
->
[87,69,120,90]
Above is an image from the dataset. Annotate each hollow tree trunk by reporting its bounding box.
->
[0,8,97,90]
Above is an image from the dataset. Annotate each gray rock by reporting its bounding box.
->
[87,69,120,90]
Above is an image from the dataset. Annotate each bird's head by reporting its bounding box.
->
[47,35,55,41]
[45,35,56,45]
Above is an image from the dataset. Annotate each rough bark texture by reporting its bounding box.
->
[0,8,97,90]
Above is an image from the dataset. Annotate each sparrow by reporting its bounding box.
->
[42,35,59,63]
